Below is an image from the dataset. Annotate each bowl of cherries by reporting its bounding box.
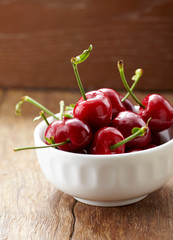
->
[15,45,173,207]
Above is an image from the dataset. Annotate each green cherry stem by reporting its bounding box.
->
[65,104,75,111]
[15,96,59,120]
[71,44,93,64]
[33,111,50,125]
[63,113,73,119]
[71,62,87,100]
[14,139,71,151]
[40,111,49,126]
[121,68,143,102]
[117,60,145,108]
[110,126,147,151]
[59,100,65,120]
[71,45,93,101]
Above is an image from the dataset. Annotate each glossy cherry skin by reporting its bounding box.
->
[44,120,63,140]
[88,127,125,154]
[98,88,125,118]
[73,90,112,131]
[45,118,92,152]
[119,94,135,112]
[112,111,151,150]
[138,94,173,132]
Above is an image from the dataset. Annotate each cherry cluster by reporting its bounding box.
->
[44,90,172,154]
[14,45,173,155]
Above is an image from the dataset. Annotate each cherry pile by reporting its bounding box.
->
[14,45,173,155]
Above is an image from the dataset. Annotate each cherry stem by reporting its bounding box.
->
[110,126,147,151]
[40,111,49,126]
[65,104,75,111]
[14,138,70,151]
[71,45,93,101]
[63,112,73,119]
[59,100,65,120]
[117,60,145,109]
[15,96,59,120]
[71,63,87,100]
[121,68,143,102]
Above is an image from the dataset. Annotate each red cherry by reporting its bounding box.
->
[138,94,173,132]
[44,120,63,141]
[45,118,92,152]
[112,111,151,149]
[144,144,157,149]
[88,127,125,154]
[127,144,157,153]
[98,88,125,118]
[119,94,135,112]
[73,90,112,131]
[150,132,162,146]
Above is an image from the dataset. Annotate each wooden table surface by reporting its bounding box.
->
[0,88,173,240]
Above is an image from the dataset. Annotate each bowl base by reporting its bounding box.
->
[74,195,148,207]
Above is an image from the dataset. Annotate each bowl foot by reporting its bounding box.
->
[74,195,148,207]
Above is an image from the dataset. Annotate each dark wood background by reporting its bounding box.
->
[0,0,172,91]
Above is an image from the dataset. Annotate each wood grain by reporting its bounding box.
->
[0,0,172,90]
[0,89,173,239]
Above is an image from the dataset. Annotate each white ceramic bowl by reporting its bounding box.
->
[34,115,173,207]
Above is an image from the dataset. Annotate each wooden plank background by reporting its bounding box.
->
[0,0,172,91]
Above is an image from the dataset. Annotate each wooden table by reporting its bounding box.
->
[0,88,173,240]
